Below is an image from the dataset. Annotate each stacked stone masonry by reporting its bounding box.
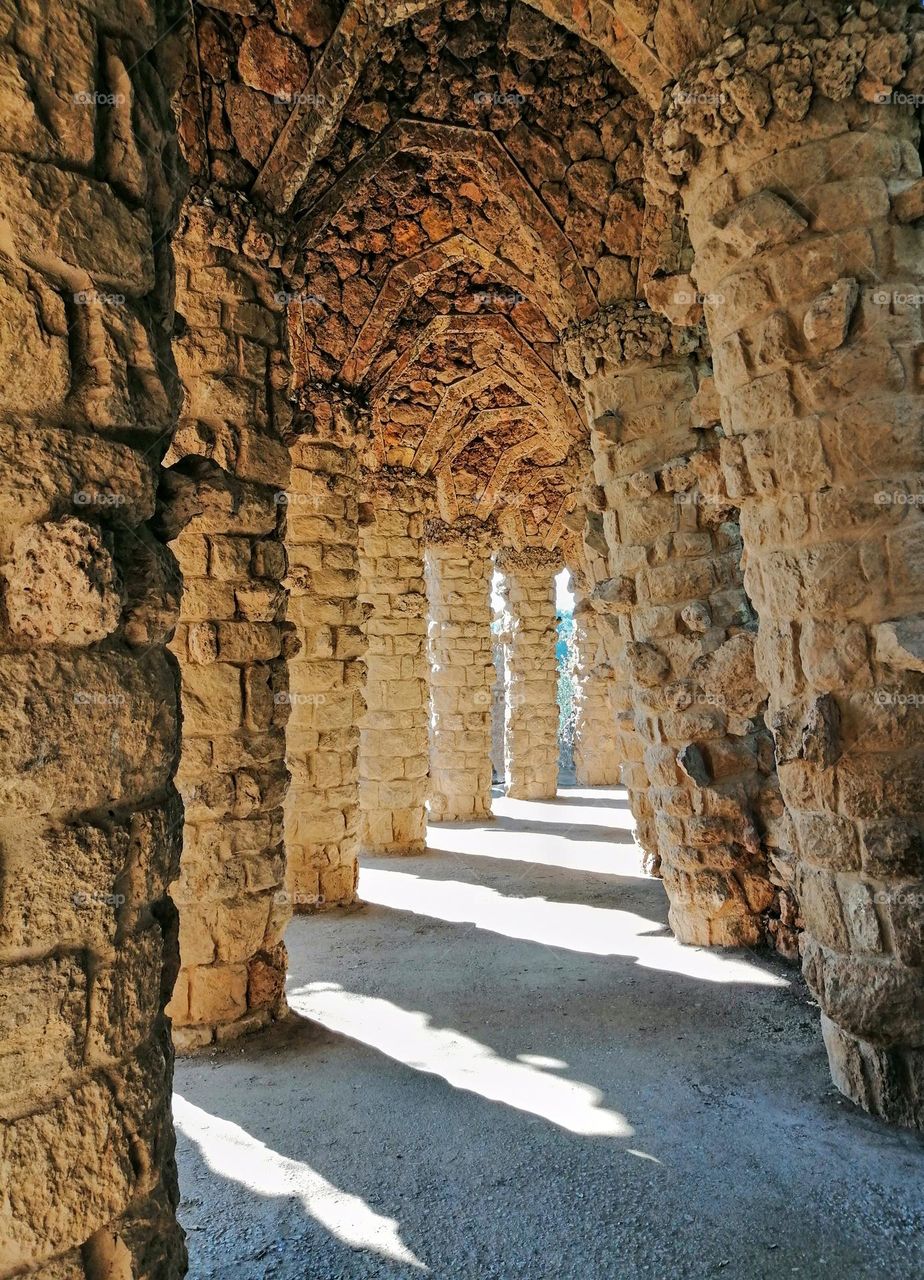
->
[3,5,924,1277]
[647,0,924,1125]
[359,470,433,854]
[425,527,496,822]
[0,0,188,1271]
[164,205,293,1050]
[498,549,562,800]
[572,596,623,787]
[562,304,792,950]
[285,397,366,910]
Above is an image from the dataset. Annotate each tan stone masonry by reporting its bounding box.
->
[0,0,187,1268]
[573,598,623,787]
[651,0,924,1122]
[359,470,434,854]
[164,205,293,1050]
[498,548,561,801]
[4,12,924,1272]
[425,523,495,823]
[285,396,366,909]
[562,304,788,949]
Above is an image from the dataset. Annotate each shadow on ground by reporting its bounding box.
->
[174,788,924,1280]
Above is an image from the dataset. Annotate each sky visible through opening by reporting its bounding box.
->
[492,568,574,616]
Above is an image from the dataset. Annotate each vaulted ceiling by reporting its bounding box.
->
[176,0,736,552]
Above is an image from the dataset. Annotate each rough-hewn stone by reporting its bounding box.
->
[497,548,561,800]
[426,522,496,822]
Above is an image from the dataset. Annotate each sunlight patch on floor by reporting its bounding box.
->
[286,983,634,1139]
[173,1095,428,1271]
[426,789,642,877]
[359,868,788,987]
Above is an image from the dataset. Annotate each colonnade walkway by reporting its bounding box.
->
[173,789,924,1279]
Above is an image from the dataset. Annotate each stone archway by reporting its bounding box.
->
[2,0,924,1272]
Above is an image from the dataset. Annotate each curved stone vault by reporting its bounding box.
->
[1,0,923,1273]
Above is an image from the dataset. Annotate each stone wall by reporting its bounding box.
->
[0,0,189,1270]
[649,0,924,1122]
[425,524,495,822]
[163,203,293,1049]
[498,549,561,801]
[579,508,661,868]
[285,395,366,909]
[562,304,788,949]
[358,470,433,854]
[573,599,623,787]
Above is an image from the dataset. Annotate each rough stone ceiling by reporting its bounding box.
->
[180,0,730,550]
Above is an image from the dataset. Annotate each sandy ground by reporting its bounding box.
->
[174,788,924,1279]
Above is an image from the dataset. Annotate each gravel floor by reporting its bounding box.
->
[174,788,924,1280]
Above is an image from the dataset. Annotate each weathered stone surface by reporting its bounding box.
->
[426,528,495,822]
[659,2,924,1125]
[3,518,122,647]
[498,548,561,801]
[359,470,433,853]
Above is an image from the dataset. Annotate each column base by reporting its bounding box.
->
[429,806,495,824]
[360,839,427,856]
[822,1016,924,1129]
[506,783,558,801]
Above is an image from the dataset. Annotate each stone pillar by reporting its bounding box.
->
[425,524,495,822]
[650,2,924,1124]
[562,305,785,948]
[163,203,292,1050]
[573,598,622,787]
[580,509,661,868]
[0,0,187,1270]
[498,549,561,801]
[358,469,432,854]
[284,394,366,909]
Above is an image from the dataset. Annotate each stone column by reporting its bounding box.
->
[0,0,187,1271]
[573,597,622,787]
[650,2,924,1124]
[358,469,433,854]
[163,203,293,1050]
[284,394,366,909]
[562,305,786,948]
[580,509,661,869]
[425,523,495,822]
[498,549,561,801]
